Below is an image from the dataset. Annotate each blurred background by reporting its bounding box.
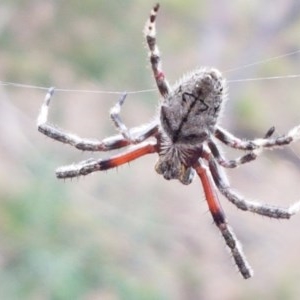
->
[1,0,300,299]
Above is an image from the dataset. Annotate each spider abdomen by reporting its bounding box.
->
[160,68,226,145]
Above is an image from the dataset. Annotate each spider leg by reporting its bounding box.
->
[144,3,171,98]
[215,125,300,151]
[37,88,158,151]
[208,139,260,168]
[110,93,131,140]
[56,141,157,178]
[193,160,253,279]
[208,126,276,168]
[110,92,159,143]
[205,150,300,219]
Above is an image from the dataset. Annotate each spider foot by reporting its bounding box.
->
[264,126,275,138]
[56,158,99,178]
[288,125,300,141]
[37,87,55,126]
[110,92,135,142]
[221,224,253,279]
[288,201,300,215]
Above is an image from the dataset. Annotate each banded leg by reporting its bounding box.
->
[209,127,275,168]
[215,125,300,151]
[37,88,159,151]
[208,140,259,168]
[56,141,157,178]
[193,160,253,279]
[206,153,300,218]
[144,3,170,98]
[110,93,131,140]
[110,92,159,143]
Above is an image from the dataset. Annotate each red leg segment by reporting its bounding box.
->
[193,160,253,279]
[56,142,157,178]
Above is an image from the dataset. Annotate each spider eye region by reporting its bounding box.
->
[160,68,226,145]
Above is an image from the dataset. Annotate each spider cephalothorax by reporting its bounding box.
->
[37,3,300,279]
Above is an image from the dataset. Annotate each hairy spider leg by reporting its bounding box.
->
[208,127,276,168]
[208,139,260,168]
[144,3,171,98]
[37,88,159,151]
[205,150,300,218]
[110,93,131,140]
[193,160,253,279]
[56,141,157,178]
[110,92,159,143]
[215,125,300,151]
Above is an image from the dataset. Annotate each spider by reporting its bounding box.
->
[37,3,300,279]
